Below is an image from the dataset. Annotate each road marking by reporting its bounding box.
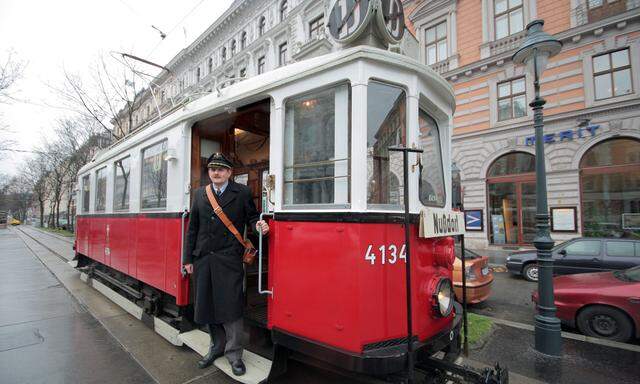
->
[473,314,640,353]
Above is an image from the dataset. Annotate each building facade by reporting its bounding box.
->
[404,0,640,249]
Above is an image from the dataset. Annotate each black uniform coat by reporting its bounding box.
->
[184,181,259,324]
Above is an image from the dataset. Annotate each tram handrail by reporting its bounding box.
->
[258,212,274,296]
[180,209,188,278]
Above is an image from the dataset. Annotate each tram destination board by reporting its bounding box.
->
[420,208,465,238]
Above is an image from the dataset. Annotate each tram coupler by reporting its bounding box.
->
[415,358,508,384]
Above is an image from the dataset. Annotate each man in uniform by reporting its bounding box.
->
[183,153,269,376]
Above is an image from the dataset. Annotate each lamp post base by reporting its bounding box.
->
[534,314,562,356]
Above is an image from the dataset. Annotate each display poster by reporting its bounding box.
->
[622,213,640,230]
[550,207,577,232]
[491,214,506,244]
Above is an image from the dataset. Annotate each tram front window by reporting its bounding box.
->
[418,111,445,207]
[284,84,351,206]
[367,81,406,208]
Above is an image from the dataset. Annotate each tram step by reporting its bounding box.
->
[178,329,271,384]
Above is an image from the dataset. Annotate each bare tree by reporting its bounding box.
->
[0,50,25,156]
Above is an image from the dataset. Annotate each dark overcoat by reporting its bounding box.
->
[184,181,259,324]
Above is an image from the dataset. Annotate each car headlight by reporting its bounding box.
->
[433,278,454,317]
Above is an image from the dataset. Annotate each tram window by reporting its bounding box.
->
[284,83,351,207]
[141,140,168,209]
[367,81,406,208]
[82,175,90,213]
[95,167,107,212]
[113,157,130,211]
[418,111,445,207]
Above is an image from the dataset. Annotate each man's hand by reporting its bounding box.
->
[256,220,269,235]
[184,264,193,274]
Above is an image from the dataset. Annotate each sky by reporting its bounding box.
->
[0,0,234,176]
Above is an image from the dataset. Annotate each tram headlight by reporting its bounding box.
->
[432,278,454,317]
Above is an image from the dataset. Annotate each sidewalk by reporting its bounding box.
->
[468,322,640,384]
[0,227,155,384]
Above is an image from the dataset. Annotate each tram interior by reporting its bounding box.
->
[190,98,271,327]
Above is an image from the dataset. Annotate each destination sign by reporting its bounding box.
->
[420,208,465,238]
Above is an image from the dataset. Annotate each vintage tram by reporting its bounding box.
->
[74,2,507,383]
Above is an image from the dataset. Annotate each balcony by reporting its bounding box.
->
[489,30,527,56]
[429,58,451,75]
[573,0,640,26]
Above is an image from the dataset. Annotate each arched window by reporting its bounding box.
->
[258,16,266,36]
[580,138,640,237]
[230,40,236,56]
[487,152,536,244]
[280,0,288,21]
[240,31,247,49]
[221,47,227,62]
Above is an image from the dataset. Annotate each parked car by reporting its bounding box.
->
[10,218,21,226]
[506,237,640,282]
[532,266,640,343]
[453,248,494,304]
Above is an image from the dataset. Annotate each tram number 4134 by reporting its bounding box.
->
[364,244,406,265]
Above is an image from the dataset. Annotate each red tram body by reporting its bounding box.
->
[72,9,495,376]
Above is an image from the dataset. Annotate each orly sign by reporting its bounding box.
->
[525,124,600,146]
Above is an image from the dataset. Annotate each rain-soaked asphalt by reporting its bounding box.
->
[0,227,154,384]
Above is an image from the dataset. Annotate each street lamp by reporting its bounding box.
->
[512,19,563,357]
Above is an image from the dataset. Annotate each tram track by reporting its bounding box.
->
[14,226,72,264]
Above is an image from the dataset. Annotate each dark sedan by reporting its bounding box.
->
[506,237,640,282]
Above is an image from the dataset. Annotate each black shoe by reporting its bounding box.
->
[197,345,224,369]
[231,359,246,376]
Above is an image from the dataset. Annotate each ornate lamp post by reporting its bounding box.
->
[512,20,563,356]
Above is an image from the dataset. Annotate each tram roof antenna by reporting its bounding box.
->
[151,25,167,39]
[116,52,173,75]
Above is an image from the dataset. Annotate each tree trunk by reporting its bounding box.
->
[39,202,44,227]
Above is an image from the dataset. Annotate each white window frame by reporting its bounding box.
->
[414,6,458,70]
[481,0,535,43]
[488,66,533,128]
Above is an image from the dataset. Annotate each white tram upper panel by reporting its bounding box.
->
[77,45,456,216]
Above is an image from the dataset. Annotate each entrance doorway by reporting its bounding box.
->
[487,152,536,245]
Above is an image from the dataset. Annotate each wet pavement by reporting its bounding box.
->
[0,227,154,384]
[470,324,640,384]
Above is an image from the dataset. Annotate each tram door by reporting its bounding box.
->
[190,99,271,327]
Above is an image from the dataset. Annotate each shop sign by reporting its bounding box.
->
[525,124,600,146]
[420,208,465,238]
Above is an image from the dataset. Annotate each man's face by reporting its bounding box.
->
[208,167,232,185]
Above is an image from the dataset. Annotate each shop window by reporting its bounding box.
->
[95,167,107,212]
[114,157,130,211]
[283,84,351,206]
[497,77,526,121]
[82,175,90,212]
[426,21,447,65]
[367,82,406,208]
[495,0,524,40]
[141,140,168,209]
[309,15,324,39]
[487,152,536,244]
[580,138,640,238]
[592,48,633,100]
[418,111,445,207]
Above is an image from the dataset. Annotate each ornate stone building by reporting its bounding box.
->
[404,0,640,249]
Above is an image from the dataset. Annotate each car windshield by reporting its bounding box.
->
[614,266,640,282]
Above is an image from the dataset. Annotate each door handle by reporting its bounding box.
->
[629,297,640,304]
[258,212,273,296]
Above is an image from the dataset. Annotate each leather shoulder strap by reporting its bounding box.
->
[205,185,251,249]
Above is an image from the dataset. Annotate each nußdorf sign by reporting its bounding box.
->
[420,208,465,238]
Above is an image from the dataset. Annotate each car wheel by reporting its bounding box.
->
[577,305,633,343]
[522,263,538,282]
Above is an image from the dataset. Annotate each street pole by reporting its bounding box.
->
[530,49,562,356]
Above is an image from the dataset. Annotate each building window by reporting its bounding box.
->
[240,31,247,49]
[426,22,447,65]
[309,15,324,39]
[95,167,107,212]
[284,84,351,206]
[588,0,603,8]
[580,138,640,238]
[258,16,266,36]
[208,57,213,73]
[257,56,266,74]
[495,0,524,40]
[497,77,526,121]
[231,40,236,56]
[280,0,288,21]
[114,157,130,211]
[196,67,201,82]
[239,67,246,78]
[593,48,633,100]
[221,47,227,62]
[279,42,288,66]
[418,111,445,207]
[82,175,90,212]
[141,140,168,209]
[161,90,166,103]
[487,152,536,244]
[367,81,406,208]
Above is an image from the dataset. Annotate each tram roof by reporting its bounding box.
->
[80,45,455,174]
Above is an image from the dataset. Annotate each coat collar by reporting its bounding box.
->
[207,180,240,209]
